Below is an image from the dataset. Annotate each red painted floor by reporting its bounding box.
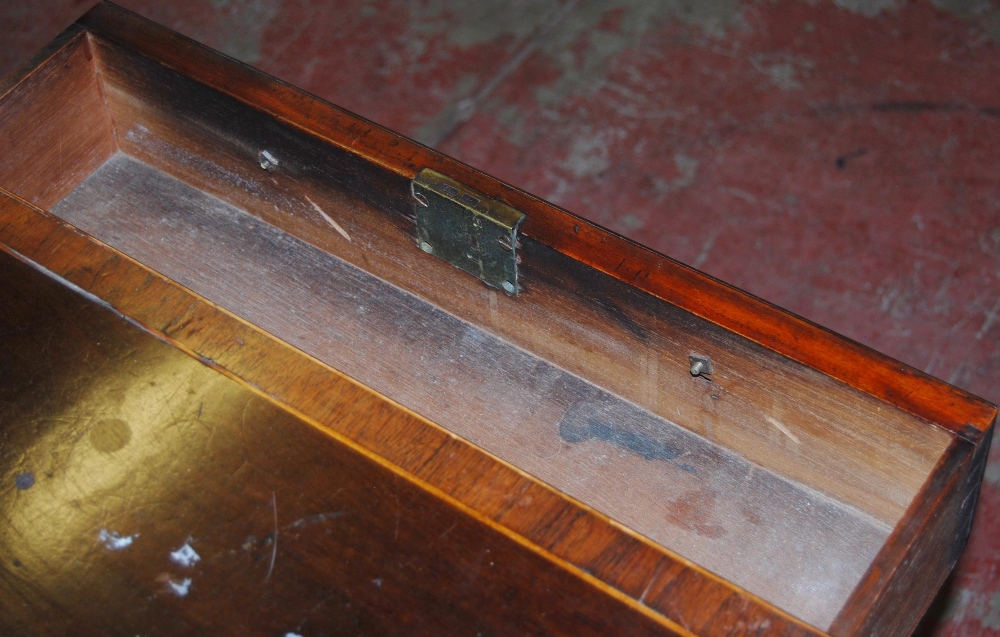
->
[5,0,1000,633]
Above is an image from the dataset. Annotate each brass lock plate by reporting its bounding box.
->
[412,169,526,295]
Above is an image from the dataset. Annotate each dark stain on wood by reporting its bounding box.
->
[558,398,690,468]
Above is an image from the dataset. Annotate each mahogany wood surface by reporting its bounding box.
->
[0,187,820,635]
[48,152,894,625]
[0,3,995,635]
[0,247,683,637]
[74,1,996,443]
[0,32,116,209]
[830,433,994,637]
[83,31,950,532]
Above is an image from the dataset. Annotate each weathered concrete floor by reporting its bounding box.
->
[5,1,1000,633]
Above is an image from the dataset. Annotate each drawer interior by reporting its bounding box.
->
[0,32,954,630]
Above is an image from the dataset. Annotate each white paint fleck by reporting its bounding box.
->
[170,541,201,568]
[99,529,138,551]
[284,633,304,637]
[167,577,193,597]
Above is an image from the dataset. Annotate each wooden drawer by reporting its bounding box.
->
[0,3,994,635]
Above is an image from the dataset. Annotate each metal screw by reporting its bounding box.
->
[689,354,714,377]
[420,241,433,253]
[502,281,516,294]
[258,149,278,172]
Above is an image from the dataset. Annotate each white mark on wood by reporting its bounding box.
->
[638,561,664,605]
[488,290,500,327]
[764,416,801,444]
[287,511,345,530]
[285,633,304,637]
[304,195,351,242]
[642,348,660,405]
[975,295,1000,340]
[439,521,458,539]
[98,529,138,551]
[638,574,656,604]
[167,577,192,597]
[266,491,278,581]
[170,540,201,568]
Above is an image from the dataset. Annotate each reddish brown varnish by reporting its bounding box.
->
[0,3,994,636]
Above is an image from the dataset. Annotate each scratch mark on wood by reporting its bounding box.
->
[439,521,457,539]
[488,290,500,327]
[304,195,351,242]
[240,398,251,431]
[194,401,212,433]
[266,491,278,581]
[638,561,664,605]
[287,511,345,530]
[764,415,800,444]
[295,592,338,632]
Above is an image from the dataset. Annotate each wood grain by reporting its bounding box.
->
[0,32,116,209]
[830,428,995,637]
[50,152,892,627]
[85,34,952,534]
[0,186,823,635]
[0,4,994,633]
[0,248,685,637]
[76,1,996,444]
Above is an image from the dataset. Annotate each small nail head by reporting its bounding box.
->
[689,354,714,377]
[258,149,278,172]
